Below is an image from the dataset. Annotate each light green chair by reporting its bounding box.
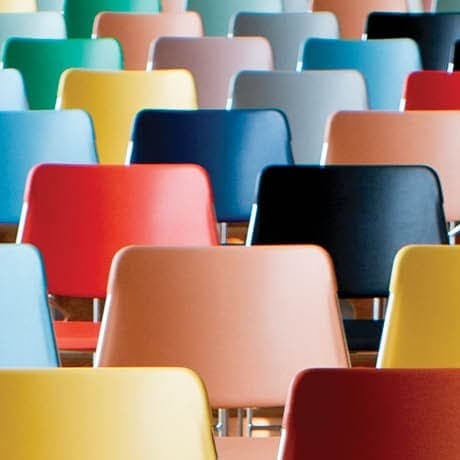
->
[434,0,460,10]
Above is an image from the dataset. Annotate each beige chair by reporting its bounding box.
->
[149,36,273,108]
[93,11,203,70]
[161,0,186,11]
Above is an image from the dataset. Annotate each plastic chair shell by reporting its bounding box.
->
[0,68,28,109]
[0,0,36,12]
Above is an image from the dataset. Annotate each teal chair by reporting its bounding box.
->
[301,38,422,110]
[2,38,122,109]
[0,110,97,224]
[0,244,59,367]
[187,0,282,35]
[434,0,460,10]
[0,68,28,109]
[64,0,160,38]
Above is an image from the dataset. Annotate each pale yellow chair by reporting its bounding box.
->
[57,69,197,164]
[377,245,460,368]
[0,0,36,12]
[0,367,217,460]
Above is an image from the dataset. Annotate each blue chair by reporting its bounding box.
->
[128,109,293,224]
[0,68,28,109]
[301,38,422,109]
[0,244,59,367]
[0,109,97,224]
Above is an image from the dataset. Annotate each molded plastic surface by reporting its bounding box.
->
[0,0,36,12]
[0,68,28,109]
[434,0,460,10]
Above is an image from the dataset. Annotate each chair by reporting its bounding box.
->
[93,11,203,70]
[0,0,36,12]
[0,367,217,460]
[247,165,449,350]
[0,109,97,224]
[187,0,282,36]
[324,110,460,222]
[64,0,160,38]
[283,0,310,11]
[366,12,460,70]
[301,38,421,110]
[312,0,407,39]
[162,0,186,11]
[57,69,197,164]
[434,0,460,10]
[0,244,58,367]
[0,68,28,109]
[2,38,122,109]
[17,164,219,351]
[230,70,368,164]
[279,368,460,460]
[150,37,273,108]
[95,245,350,457]
[37,0,62,9]
[377,245,460,368]
[129,109,293,224]
[230,12,339,70]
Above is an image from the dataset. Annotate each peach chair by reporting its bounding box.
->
[149,36,273,108]
[95,245,350,459]
[323,110,460,223]
[311,0,407,38]
[161,0,186,11]
[93,11,203,70]
[56,69,198,164]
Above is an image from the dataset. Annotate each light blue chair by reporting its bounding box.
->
[0,68,28,109]
[301,38,422,110]
[0,109,97,224]
[0,244,59,367]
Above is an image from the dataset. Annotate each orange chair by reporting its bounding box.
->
[93,11,203,70]
[149,36,273,108]
[279,368,460,460]
[17,164,218,352]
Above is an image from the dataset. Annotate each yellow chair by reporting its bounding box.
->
[377,245,460,368]
[0,0,36,12]
[0,367,217,460]
[57,69,197,164]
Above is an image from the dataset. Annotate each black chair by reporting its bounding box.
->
[247,165,449,351]
[451,39,460,69]
[366,12,460,70]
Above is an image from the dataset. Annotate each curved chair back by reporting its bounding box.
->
[150,37,273,108]
[301,38,421,109]
[0,68,28,109]
[0,368,216,460]
[312,0,407,38]
[94,11,203,70]
[231,12,339,70]
[57,69,197,163]
[2,38,122,109]
[434,0,460,10]
[378,245,460,368]
[0,244,58,367]
[0,0,36,11]
[129,109,293,222]
[325,110,460,222]
[366,12,460,69]
[280,368,460,460]
[162,0,186,11]
[231,70,367,163]
[0,110,96,224]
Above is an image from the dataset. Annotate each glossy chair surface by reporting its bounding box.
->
[0,68,28,109]
[150,36,273,108]
[57,69,197,164]
[0,0,36,12]
[434,0,460,10]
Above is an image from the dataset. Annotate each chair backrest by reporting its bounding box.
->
[0,0,36,12]
[366,12,460,70]
[17,164,219,298]
[96,245,349,408]
[150,36,273,108]
[301,38,421,109]
[231,70,368,164]
[162,0,186,11]
[0,367,217,460]
[0,109,96,224]
[129,109,293,222]
[57,69,197,164]
[434,0,460,10]
[312,0,407,38]
[37,0,62,9]
[231,12,339,70]
[325,110,460,222]
[2,38,122,109]
[377,245,460,368]
[63,0,160,38]
[93,11,203,70]
[0,244,58,367]
[187,0,282,35]
[247,165,448,298]
[0,68,28,109]
[279,368,460,460]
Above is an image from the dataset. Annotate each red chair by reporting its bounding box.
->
[279,368,460,460]
[403,70,460,109]
[17,164,218,351]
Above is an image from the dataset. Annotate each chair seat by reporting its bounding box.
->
[215,437,280,460]
[53,320,100,350]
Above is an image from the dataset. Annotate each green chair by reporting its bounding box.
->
[2,37,122,109]
[64,0,160,38]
